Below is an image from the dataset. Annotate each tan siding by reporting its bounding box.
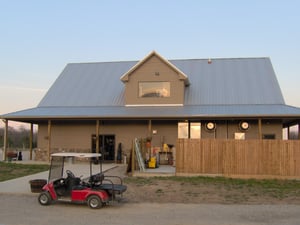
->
[150,122,178,147]
[37,125,48,149]
[37,120,284,162]
[37,121,178,157]
[125,55,185,105]
[201,121,282,140]
[38,124,94,149]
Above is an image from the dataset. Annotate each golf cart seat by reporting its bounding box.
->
[65,170,81,194]
[95,175,127,195]
[98,183,127,195]
[66,177,81,187]
[88,173,127,195]
[89,172,105,186]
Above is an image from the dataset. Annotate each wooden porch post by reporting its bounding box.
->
[96,120,100,154]
[148,119,152,138]
[29,123,33,160]
[258,118,262,139]
[47,120,52,162]
[2,119,8,161]
[131,139,135,176]
[188,121,191,139]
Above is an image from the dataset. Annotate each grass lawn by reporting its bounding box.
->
[0,162,49,182]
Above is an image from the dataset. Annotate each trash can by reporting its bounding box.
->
[29,179,47,193]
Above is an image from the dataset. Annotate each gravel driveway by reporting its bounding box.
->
[0,194,300,225]
[1,161,300,224]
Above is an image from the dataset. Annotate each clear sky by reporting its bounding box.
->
[0,0,300,128]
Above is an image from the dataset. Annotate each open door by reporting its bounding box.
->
[91,134,115,162]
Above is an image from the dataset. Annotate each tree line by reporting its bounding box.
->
[0,126,37,149]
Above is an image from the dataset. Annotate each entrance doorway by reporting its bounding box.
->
[91,135,115,161]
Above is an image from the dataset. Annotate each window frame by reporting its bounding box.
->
[138,81,171,98]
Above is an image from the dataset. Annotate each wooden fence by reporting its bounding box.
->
[176,139,300,179]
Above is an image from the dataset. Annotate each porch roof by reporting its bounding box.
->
[3,104,300,122]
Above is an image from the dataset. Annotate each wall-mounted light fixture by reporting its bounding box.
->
[239,121,249,131]
[205,122,216,131]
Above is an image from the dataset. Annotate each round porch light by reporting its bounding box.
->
[239,121,249,131]
[205,122,216,131]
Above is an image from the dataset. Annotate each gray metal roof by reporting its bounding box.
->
[3,57,300,121]
[38,61,136,107]
[37,57,284,107]
[172,58,285,105]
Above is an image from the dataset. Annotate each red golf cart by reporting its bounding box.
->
[38,152,127,209]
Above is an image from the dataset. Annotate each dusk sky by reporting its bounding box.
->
[1,0,299,128]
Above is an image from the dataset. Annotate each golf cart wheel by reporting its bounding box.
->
[87,195,103,209]
[38,192,52,206]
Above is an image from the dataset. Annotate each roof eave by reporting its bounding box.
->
[120,50,190,84]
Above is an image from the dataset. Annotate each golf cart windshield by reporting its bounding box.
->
[48,153,102,182]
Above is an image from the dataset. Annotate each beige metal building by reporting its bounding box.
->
[2,51,300,162]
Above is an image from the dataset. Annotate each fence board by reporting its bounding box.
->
[176,139,300,178]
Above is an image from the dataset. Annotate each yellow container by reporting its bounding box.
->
[148,161,156,168]
[163,144,169,152]
[148,157,156,168]
[150,157,156,162]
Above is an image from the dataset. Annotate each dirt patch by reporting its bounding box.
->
[124,178,300,204]
[106,165,300,204]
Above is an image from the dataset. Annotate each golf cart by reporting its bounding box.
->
[38,152,127,209]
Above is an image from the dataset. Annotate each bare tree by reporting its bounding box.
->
[0,126,37,148]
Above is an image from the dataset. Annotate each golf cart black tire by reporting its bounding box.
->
[38,192,52,206]
[87,195,103,209]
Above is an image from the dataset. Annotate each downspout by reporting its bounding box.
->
[96,120,100,154]
[258,118,262,139]
[214,121,216,139]
[226,120,229,139]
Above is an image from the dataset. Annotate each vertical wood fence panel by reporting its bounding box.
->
[176,139,300,178]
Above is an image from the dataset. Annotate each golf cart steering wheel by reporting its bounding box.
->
[66,170,75,178]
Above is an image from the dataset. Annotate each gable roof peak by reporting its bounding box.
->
[120,51,190,85]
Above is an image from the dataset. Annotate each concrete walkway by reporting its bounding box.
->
[0,149,176,194]
[0,161,118,194]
